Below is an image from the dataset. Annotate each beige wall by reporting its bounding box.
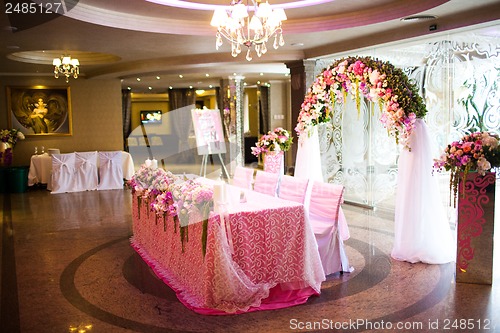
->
[129,93,216,136]
[131,93,170,135]
[0,76,123,166]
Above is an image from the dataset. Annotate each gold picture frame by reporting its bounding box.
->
[7,86,72,136]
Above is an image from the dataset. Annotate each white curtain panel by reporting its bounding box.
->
[231,166,254,190]
[277,175,309,205]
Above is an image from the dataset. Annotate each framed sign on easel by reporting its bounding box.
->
[191,108,229,178]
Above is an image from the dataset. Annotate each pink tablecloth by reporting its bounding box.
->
[130,185,325,314]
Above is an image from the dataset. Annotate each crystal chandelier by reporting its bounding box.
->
[53,56,80,82]
[211,0,286,61]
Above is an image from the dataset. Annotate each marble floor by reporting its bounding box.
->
[1,183,498,332]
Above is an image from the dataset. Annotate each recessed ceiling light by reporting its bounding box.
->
[169,86,173,89]
[156,76,160,80]
[136,78,141,81]
[148,87,153,90]
[401,15,437,22]
[209,85,213,88]
[205,73,210,77]
[179,74,183,78]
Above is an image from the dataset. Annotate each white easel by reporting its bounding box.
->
[191,108,229,179]
[200,152,230,178]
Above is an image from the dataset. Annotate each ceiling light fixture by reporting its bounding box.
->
[52,55,79,82]
[210,0,286,61]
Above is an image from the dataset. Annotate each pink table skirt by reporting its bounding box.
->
[130,189,325,314]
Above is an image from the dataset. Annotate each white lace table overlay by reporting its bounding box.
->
[131,188,325,314]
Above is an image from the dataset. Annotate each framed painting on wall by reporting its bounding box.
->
[6,86,72,136]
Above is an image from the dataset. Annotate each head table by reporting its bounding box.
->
[130,177,325,315]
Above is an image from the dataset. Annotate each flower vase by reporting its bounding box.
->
[456,171,496,285]
[263,151,284,174]
[0,143,13,167]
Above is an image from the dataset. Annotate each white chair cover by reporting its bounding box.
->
[75,151,98,191]
[308,181,351,275]
[50,153,77,194]
[97,151,124,190]
[121,152,135,180]
[232,166,254,190]
[253,170,280,197]
[278,175,309,204]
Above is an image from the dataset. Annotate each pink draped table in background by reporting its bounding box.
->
[130,183,325,315]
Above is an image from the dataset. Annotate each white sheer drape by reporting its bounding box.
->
[391,119,456,264]
[295,126,323,182]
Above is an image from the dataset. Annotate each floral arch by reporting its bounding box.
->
[295,56,428,149]
[294,56,458,265]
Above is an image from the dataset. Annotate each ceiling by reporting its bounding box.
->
[1,0,499,93]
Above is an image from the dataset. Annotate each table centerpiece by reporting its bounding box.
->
[0,128,25,167]
[251,127,293,174]
[434,131,499,284]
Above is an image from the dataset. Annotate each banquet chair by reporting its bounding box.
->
[50,153,77,194]
[253,170,280,197]
[231,166,255,190]
[277,174,309,204]
[97,151,124,190]
[308,181,351,275]
[75,151,98,191]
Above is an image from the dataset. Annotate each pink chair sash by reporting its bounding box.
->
[253,170,280,197]
[278,175,309,204]
[309,181,344,220]
[232,166,254,190]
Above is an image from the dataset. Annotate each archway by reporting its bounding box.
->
[295,56,427,149]
[295,56,456,265]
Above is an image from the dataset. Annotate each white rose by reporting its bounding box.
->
[477,156,491,174]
